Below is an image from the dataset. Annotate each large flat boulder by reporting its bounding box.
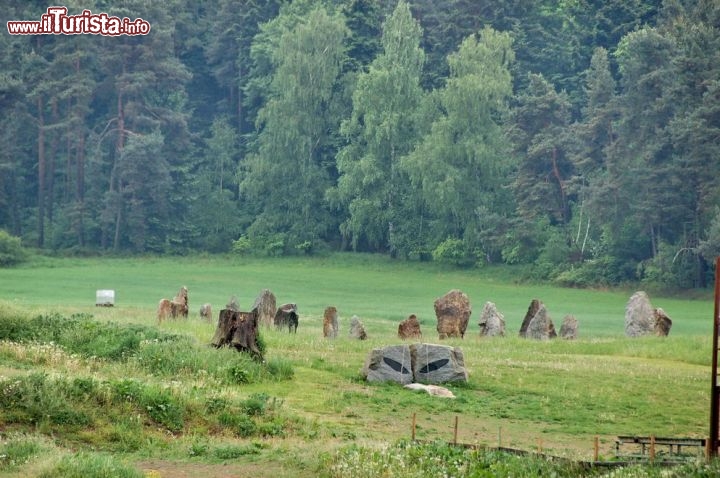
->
[362,345,413,384]
[411,343,468,384]
[362,343,468,385]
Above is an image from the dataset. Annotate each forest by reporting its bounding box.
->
[1,0,719,289]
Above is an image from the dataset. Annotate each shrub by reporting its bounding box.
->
[0,230,27,267]
[231,235,252,255]
[432,238,476,267]
[140,387,184,432]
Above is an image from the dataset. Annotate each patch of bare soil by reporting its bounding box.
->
[136,460,295,478]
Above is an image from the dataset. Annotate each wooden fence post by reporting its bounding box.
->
[594,436,599,462]
[411,413,416,441]
[453,416,459,445]
[650,435,656,462]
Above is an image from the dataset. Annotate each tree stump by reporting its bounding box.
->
[211,308,262,360]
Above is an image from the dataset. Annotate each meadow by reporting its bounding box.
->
[0,253,717,477]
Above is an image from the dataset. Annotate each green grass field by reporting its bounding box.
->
[0,253,717,477]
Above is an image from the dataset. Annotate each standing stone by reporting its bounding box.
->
[478,302,506,337]
[525,303,555,340]
[411,343,468,384]
[625,291,656,337]
[323,306,339,339]
[653,308,672,336]
[199,303,212,322]
[349,315,367,340]
[434,289,471,339]
[274,303,298,332]
[559,315,578,339]
[519,299,542,337]
[226,295,241,312]
[252,289,277,328]
[398,314,422,340]
[362,345,413,384]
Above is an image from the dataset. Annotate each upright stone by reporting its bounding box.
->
[252,289,277,328]
[625,291,655,337]
[434,289,471,339]
[559,314,578,339]
[411,343,468,384]
[653,308,672,336]
[323,306,339,339]
[519,299,542,337]
[361,345,413,384]
[398,314,422,340]
[199,303,213,322]
[525,303,555,340]
[478,302,506,337]
[226,295,241,312]
[349,315,367,340]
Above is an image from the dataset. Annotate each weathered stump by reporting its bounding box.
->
[211,308,262,360]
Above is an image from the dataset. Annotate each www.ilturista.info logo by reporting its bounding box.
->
[7,7,151,36]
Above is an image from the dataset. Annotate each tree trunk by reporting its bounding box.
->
[113,90,125,251]
[37,95,45,248]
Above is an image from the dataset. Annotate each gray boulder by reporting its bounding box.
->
[478,301,506,337]
[349,315,367,340]
[362,345,413,384]
[412,343,468,384]
[559,314,578,339]
[625,291,656,337]
[526,303,555,340]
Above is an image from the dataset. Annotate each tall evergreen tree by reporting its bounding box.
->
[510,73,574,226]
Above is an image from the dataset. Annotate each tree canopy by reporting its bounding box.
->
[2,0,719,288]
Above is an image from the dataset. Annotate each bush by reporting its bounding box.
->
[231,235,252,255]
[432,238,476,267]
[0,230,27,267]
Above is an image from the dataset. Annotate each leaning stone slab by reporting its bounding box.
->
[411,343,468,384]
[362,345,413,384]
